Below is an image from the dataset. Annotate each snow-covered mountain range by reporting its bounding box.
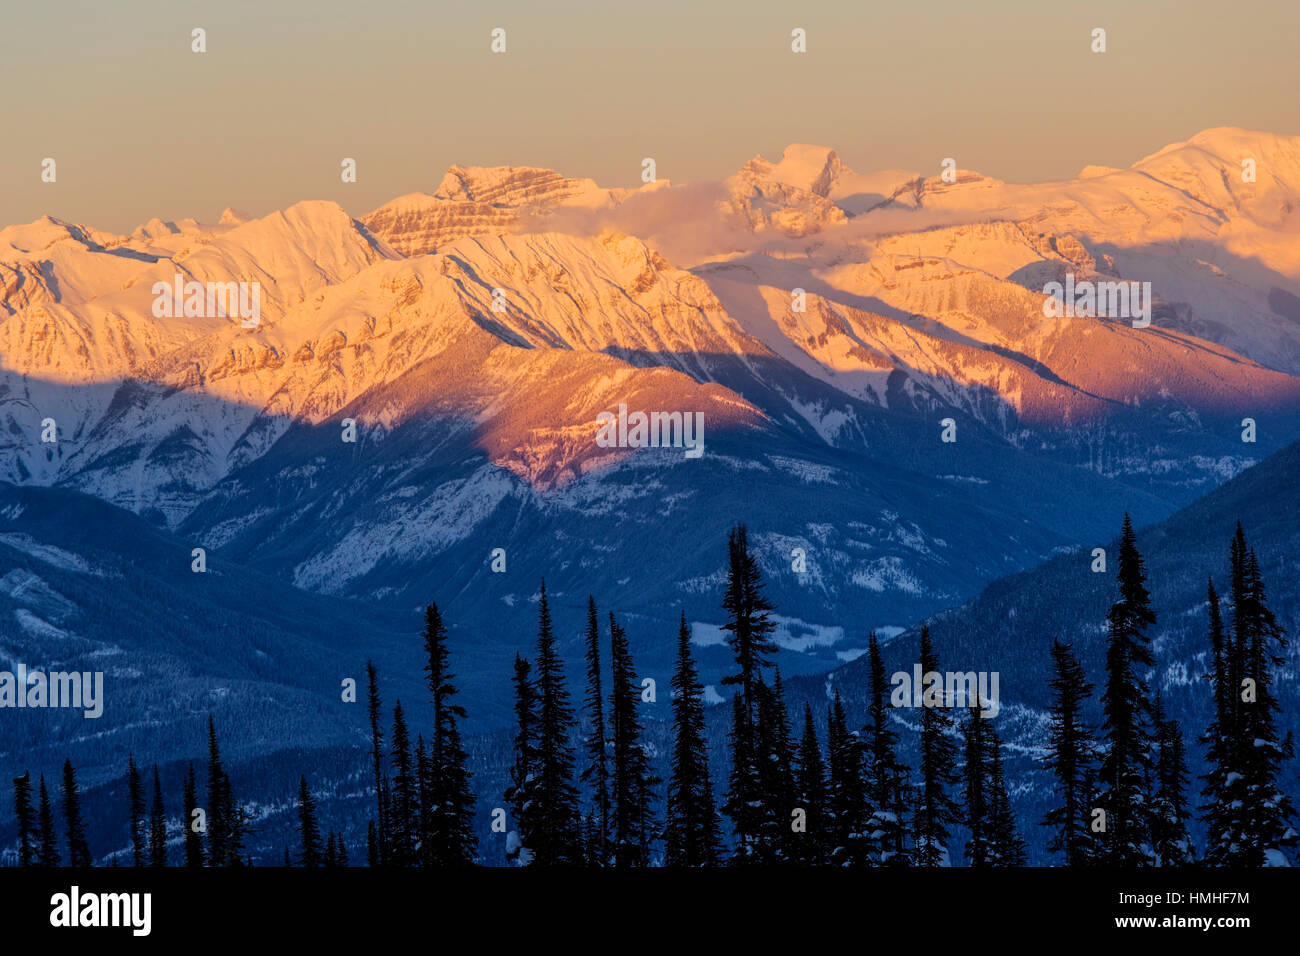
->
[3,126,1300,685]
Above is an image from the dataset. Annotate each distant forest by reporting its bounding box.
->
[8,518,1296,868]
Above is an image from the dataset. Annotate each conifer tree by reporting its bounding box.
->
[530,581,581,865]
[962,702,993,867]
[1199,576,1237,864]
[388,702,418,866]
[985,721,1027,867]
[182,762,203,868]
[37,773,59,868]
[826,690,872,867]
[325,832,338,868]
[795,702,828,866]
[297,776,323,868]
[61,759,92,867]
[205,715,235,867]
[149,765,167,867]
[754,672,798,864]
[665,613,724,867]
[864,633,909,865]
[421,602,477,866]
[1151,692,1192,865]
[12,771,36,867]
[1042,638,1097,866]
[720,523,778,861]
[127,753,146,867]
[581,596,611,865]
[364,660,388,867]
[338,836,349,867]
[504,653,537,864]
[1097,514,1157,866]
[912,627,960,866]
[1210,528,1298,865]
[608,611,658,866]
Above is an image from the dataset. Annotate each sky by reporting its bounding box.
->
[2,0,1298,233]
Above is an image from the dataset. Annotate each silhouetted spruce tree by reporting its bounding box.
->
[421,601,478,866]
[754,672,798,864]
[388,702,418,866]
[985,722,1026,866]
[1042,637,1097,866]
[283,846,291,868]
[581,596,611,865]
[149,765,167,867]
[608,611,658,866]
[826,689,873,867]
[530,581,582,866]
[126,753,146,867]
[665,613,724,867]
[1232,535,1296,864]
[12,771,36,867]
[1097,514,1157,866]
[1151,692,1192,865]
[297,776,323,868]
[61,759,91,867]
[962,702,993,867]
[504,653,537,864]
[796,702,829,866]
[37,774,60,867]
[364,660,389,867]
[205,715,237,867]
[720,523,778,862]
[183,762,203,867]
[1199,576,1237,864]
[912,627,960,867]
[325,832,338,868]
[864,633,909,865]
[338,836,349,867]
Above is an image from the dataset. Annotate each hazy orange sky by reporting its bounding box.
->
[2,0,1298,233]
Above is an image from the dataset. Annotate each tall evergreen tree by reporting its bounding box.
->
[1097,514,1157,866]
[297,776,323,868]
[324,832,338,868]
[366,820,379,868]
[1199,576,1237,864]
[182,762,203,868]
[1215,531,1298,865]
[205,715,235,867]
[753,672,798,864]
[126,753,146,867]
[530,581,582,866]
[581,596,611,865]
[720,523,778,861]
[364,660,389,867]
[826,690,873,867]
[421,602,478,866]
[37,774,59,868]
[985,721,1027,867]
[664,613,724,867]
[795,703,829,866]
[12,771,36,867]
[504,653,537,864]
[148,765,167,867]
[1151,692,1193,865]
[608,610,658,866]
[962,702,994,867]
[387,702,418,866]
[864,633,909,865]
[61,759,92,867]
[912,627,960,866]
[1042,637,1098,866]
